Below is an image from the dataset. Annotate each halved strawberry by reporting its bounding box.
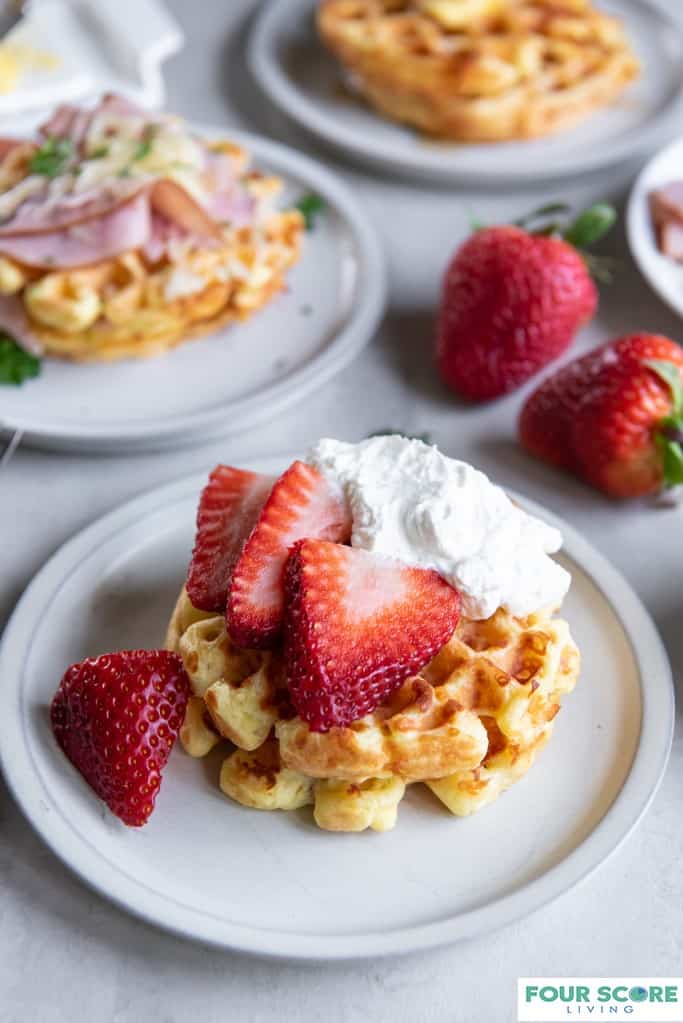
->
[51,650,190,827]
[283,539,461,732]
[186,465,275,612]
[226,461,351,649]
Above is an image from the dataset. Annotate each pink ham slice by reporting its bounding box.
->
[0,138,34,162]
[0,192,152,270]
[150,179,221,240]
[0,293,43,355]
[650,184,683,262]
[650,183,683,229]
[0,94,260,312]
[0,179,146,236]
[38,95,148,149]
[143,212,191,264]
[658,220,683,263]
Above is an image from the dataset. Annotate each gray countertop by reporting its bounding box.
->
[1,1,682,1020]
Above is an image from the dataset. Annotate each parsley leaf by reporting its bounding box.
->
[89,145,110,159]
[295,193,324,231]
[28,137,74,178]
[133,139,152,162]
[0,336,41,386]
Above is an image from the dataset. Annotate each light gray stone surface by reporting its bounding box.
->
[1,2,682,1020]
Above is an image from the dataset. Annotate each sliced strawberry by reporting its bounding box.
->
[186,465,275,612]
[283,539,461,732]
[51,650,190,827]
[226,461,351,649]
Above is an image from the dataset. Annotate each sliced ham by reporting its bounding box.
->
[0,138,32,162]
[650,183,683,262]
[0,179,146,236]
[0,193,152,270]
[143,212,192,264]
[0,95,260,275]
[150,179,221,240]
[0,293,43,355]
[658,221,683,263]
[38,95,147,149]
[650,183,683,229]
[38,104,81,141]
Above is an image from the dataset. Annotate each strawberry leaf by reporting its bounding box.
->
[563,203,616,248]
[646,359,683,416]
[656,436,683,487]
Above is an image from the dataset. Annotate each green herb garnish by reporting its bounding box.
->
[133,124,158,163]
[133,139,152,162]
[89,145,110,159]
[295,193,324,231]
[28,137,74,178]
[0,336,41,386]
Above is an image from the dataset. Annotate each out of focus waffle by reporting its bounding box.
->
[9,148,303,363]
[167,587,580,832]
[317,0,639,142]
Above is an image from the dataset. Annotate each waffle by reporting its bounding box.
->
[3,144,304,363]
[317,0,639,142]
[27,207,303,363]
[167,587,580,832]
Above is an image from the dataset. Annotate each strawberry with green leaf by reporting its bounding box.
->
[437,202,616,401]
[519,334,683,499]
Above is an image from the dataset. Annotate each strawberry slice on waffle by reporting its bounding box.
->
[186,466,275,613]
[283,539,461,732]
[226,461,351,649]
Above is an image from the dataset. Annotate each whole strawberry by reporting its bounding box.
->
[437,203,616,401]
[51,650,190,826]
[519,334,683,499]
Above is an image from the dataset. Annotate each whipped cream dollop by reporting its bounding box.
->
[307,436,570,620]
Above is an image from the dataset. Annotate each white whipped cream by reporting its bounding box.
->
[307,436,570,620]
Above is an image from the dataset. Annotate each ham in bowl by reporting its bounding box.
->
[0,94,304,365]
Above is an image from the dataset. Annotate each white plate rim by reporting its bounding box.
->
[248,0,683,185]
[0,130,387,453]
[626,133,683,319]
[0,457,674,960]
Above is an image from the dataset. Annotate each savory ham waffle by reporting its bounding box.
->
[0,97,304,363]
[167,587,580,832]
[28,206,303,363]
[317,0,639,142]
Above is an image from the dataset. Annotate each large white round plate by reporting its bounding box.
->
[0,457,673,959]
[249,0,683,185]
[627,134,683,319]
[0,131,386,453]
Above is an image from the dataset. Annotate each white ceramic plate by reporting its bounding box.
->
[627,134,683,319]
[249,0,683,185]
[0,131,385,453]
[0,456,673,959]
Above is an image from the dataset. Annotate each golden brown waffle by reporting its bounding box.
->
[167,587,580,832]
[317,0,639,142]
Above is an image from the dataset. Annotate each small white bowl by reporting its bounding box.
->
[627,134,683,320]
